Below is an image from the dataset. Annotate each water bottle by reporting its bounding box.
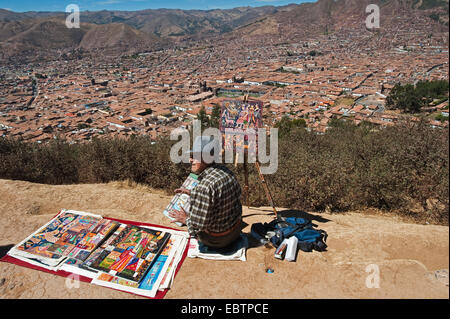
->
[285,236,298,262]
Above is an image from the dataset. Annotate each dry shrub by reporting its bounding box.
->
[231,121,448,224]
[0,121,448,224]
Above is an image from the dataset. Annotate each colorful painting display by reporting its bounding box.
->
[66,218,119,262]
[220,99,263,132]
[86,224,171,283]
[81,224,127,271]
[60,220,121,277]
[11,210,112,267]
[91,229,189,298]
[7,210,189,298]
[139,234,180,290]
[220,99,263,155]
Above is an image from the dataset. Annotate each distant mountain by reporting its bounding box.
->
[0,9,32,21]
[0,0,448,63]
[0,6,282,38]
[79,22,165,53]
[0,18,165,63]
[0,18,89,63]
[0,6,282,62]
[3,19,87,49]
[231,0,449,41]
[0,9,65,21]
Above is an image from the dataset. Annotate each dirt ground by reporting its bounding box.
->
[0,179,448,299]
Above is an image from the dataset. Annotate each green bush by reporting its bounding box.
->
[0,121,448,224]
[234,121,448,224]
[274,116,306,138]
[435,113,449,122]
[386,80,449,113]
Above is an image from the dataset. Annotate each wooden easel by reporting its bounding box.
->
[238,94,278,219]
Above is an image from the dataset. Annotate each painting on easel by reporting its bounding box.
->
[219,98,277,217]
[220,99,263,156]
[220,99,263,132]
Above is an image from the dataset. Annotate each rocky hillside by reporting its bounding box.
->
[0,0,448,62]
[231,0,448,41]
[79,22,164,52]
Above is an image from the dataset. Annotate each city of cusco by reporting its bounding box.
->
[0,0,448,142]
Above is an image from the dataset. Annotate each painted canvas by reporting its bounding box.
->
[61,218,120,276]
[163,173,198,226]
[10,210,104,267]
[220,99,263,132]
[220,99,263,155]
[91,229,188,298]
[139,234,182,291]
[81,224,127,271]
[87,224,171,283]
[67,218,119,261]
[95,273,140,288]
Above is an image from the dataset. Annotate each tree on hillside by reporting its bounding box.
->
[209,104,221,128]
[386,83,423,113]
[415,80,449,104]
[196,104,222,130]
[196,105,209,131]
[386,80,449,113]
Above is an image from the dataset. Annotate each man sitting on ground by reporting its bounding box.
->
[169,136,242,249]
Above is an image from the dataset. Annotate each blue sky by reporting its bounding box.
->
[0,0,313,12]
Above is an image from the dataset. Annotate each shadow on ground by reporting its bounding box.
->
[0,244,14,259]
[277,209,332,224]
[243,209,331,223]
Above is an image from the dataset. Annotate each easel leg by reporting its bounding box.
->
[244,151,249,209]
[255,161,278,218]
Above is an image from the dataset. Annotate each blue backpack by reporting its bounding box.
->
[251,217,328,252]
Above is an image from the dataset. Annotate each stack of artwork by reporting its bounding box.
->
[163,173,198,226]
[7,209,189,298]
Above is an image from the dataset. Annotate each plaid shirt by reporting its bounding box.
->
[186,164,242,237]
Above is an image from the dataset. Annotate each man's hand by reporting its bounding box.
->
[175,187,191,196]
[168,206,188,225]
